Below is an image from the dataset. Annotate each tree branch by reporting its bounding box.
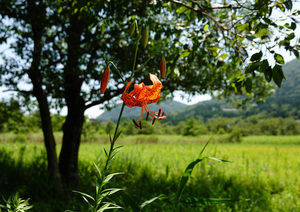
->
[84,87,124,110]
[2,88,33,95]
[187,0,248,10]
[168,0,267,32]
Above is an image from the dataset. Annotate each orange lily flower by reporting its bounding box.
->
[121,73,166,129]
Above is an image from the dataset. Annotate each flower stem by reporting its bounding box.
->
[100,31,141,181]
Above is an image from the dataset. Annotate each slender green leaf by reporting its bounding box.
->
[115,130,123,141]
[93,162,102,180]
[174,158,204,208]
[207,157,231,162]
[103,172,123,183]
[199,135,213,158]
[103,147,108,157]
[108,61,125,83]
[140,194,165,210]
[73,191,95,202]
[97,202,122,212]
[107,148,122,168]
[101,188,123,197]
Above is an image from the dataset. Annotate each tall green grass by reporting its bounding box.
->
[1,135,300,211]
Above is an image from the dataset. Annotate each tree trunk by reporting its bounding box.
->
[59,99,85,187]
[37,92,63,194]
[59,13,85,187]
[28,51,63,195]
[26,1,63,194]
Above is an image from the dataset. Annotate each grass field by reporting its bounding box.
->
[1,134,300,211]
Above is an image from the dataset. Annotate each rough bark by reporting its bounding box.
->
[59,13,85,187]
[26,1,63,194]
[59,98,85,187]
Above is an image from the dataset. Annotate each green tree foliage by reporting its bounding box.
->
[0,0,299,187]
[182,118,207,136]
[82,118,106,142]
[206,117,233,134]
[238,117,300,136]
[21,111,41,133]
[51,114,65,132]
[105,120,116,135]
[0,98,23,133]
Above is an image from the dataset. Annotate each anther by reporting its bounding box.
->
[133,119,140,128]
[152,118,156,125]
[146,112,150,121]
[157,108,161,117]
[139,121,142,130]
[159,111,165,119]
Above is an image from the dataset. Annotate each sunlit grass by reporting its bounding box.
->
[1,134,300,211]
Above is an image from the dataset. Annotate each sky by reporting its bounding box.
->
[0,3,299,118]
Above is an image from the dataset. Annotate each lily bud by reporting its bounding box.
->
[129,22,135,37]
[141,26,149,49]
[100,66,110,94]
[160,56,166,79]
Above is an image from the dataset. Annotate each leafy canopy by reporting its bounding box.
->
[0,0,299,111]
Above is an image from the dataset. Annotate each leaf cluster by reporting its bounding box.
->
[0,193,33,212]
[0,0,299,112]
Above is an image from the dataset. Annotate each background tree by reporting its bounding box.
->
[182,117,207,136]
[0,0,299,189]
[0,98,23,132]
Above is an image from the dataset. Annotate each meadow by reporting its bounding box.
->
[1,133,300,211]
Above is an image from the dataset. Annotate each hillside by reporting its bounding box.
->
[97,59,300,124]
[97,100,187,123]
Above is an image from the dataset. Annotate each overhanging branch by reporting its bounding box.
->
[168,0,267,32]
[84,87,124,110]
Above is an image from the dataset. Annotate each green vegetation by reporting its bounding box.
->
[97,59,300,125]
[1,101,300,139]
[1,135,300,211]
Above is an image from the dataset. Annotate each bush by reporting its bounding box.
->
[182,118,207,136]
[227,128,242,143]
[206,117,233,134]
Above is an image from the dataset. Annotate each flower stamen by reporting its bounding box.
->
[152,117,156,125]
[133,119,140,128]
